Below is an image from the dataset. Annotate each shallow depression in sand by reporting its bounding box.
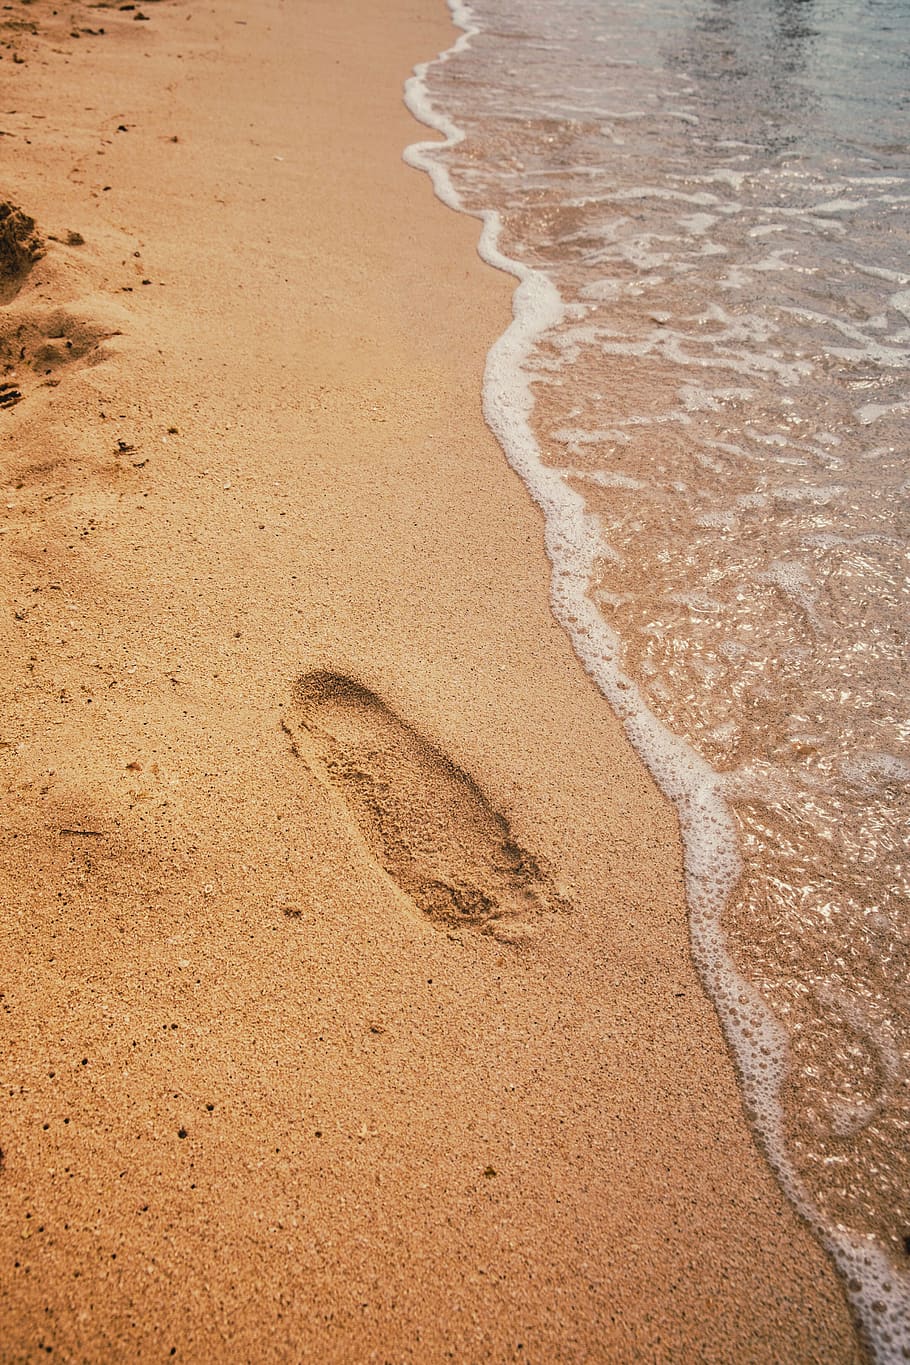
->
[288,671,558,944]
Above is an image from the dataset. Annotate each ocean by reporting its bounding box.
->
[405,0,910,1357]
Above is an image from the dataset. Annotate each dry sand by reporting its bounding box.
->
[0,0,864,1359]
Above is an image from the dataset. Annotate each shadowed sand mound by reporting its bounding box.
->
[0,201,120,412]
[0,201,44,304]
[289,671,560,943]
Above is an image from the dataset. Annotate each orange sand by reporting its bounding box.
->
[0,0,862,1359]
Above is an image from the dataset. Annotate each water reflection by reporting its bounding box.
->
[666,0,910,157]
[666,0,820,153]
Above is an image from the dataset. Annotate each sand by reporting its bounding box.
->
[0,0,863,1359]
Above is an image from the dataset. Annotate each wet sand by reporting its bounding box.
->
[0,0,863,1359]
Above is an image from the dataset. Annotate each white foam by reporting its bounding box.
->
[690,168,749,191]
[608,185,722,206]
[841,752,910,787]
[404,6,910,1357]
[694,509,738,530]
[552,426,631,446]
[856,399,910,425]
[680,384,754,412]
[812,197,869,214]
[676,212,718,235]
[758,560,821,627]
[774,483,847,505]
[890,290,910,321]
[565,467,647,491]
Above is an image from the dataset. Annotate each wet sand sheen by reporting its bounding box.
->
[0,0,862,1359]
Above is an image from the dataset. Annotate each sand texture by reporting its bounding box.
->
[0,0,864,1360]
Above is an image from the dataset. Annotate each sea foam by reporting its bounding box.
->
[405,2,910,1357]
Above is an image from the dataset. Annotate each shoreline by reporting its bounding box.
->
[0,0,862,1359]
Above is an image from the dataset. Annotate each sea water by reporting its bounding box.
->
[405,0,910,1356]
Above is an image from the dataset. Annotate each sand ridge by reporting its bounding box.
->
[0,0,865,1360]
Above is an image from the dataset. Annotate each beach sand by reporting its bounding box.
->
[0,0,863,1359]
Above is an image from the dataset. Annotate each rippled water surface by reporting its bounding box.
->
[408,0,910,1356]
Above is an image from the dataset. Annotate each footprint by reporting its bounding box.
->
[288,671,560,943]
